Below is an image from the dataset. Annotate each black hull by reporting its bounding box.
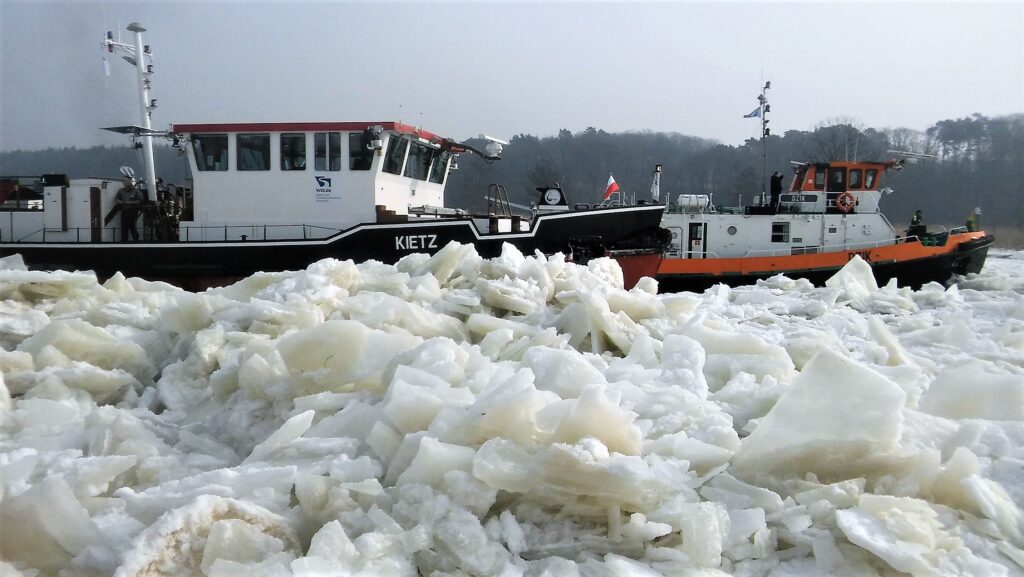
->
[657,234,995,293]
[0,205,666,287]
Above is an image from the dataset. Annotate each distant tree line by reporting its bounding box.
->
[1,114,1021,227]
[448,114,1024,228]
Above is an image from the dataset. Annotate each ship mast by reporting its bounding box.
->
[757,80,771,203]
[104,22,158,193]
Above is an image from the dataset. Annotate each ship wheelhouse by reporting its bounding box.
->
[173,122,455,241]
[780,160,897,215]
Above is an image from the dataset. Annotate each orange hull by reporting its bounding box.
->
[657,231,993,290]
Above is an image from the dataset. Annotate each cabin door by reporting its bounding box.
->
[90,187,102,242]
[687,222,707,259]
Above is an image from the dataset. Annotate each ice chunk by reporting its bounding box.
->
[382,366,472,434]
[473,438,688,512]
[826,254,878,297]
[118,467,298,524]
[366,421,403,464]
[644,432,733,474]
[479,276,549,315]
[919,360,1024,421]
[868,316,916,367]
[0,476,100,572]
[201,519,288,575]
[679,501,729,567]
[397,437,476,487]
[547,387,642,456]
[620,512,673,542]
[0,349,33,373]
[305,520,357,564]
[680,322,795,390]
[433,506,511,575]
[658,334,709,398]
[732,349,906,479]
[699,473,784,513]
[17,319,155,382]
[244,410,314,464]
[521,347,607,399]
[837,494,1008,577]
[277,320,420,394]
[0,370,10,412]
[434,368,559,447]
[794,478,865,509]
[160,291,215,335]
[114,496,299,577]
[586,257,625,288]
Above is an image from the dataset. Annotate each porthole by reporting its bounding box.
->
[727,226,737,235]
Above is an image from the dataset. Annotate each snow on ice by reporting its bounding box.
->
[0,246,1023,577]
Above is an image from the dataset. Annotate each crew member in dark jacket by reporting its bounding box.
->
[769,171,784,213]
[909,209,925,238]
[115,176,143,241]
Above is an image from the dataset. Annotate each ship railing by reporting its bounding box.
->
[666,249,723,259]
[9,224,344,243]
[180,224,343,242]
[13,227,124,243]
[742,236,902,258]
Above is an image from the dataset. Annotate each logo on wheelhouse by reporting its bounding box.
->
[314,176,339,203]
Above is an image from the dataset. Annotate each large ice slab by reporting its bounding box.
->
[731,348,907,480]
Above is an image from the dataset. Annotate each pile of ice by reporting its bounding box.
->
[1,245,1023,577]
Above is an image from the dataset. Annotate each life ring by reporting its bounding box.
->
[836,192,855,213]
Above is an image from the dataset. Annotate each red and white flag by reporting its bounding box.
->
[603,174,620,200]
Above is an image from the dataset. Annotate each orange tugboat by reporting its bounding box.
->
[656,158,993,291]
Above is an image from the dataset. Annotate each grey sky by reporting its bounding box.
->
[1,0,1022,152]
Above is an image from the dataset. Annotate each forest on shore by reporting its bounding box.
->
[2,113,1021,231]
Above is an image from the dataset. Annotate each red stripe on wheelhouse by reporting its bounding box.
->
[170,121,446,143]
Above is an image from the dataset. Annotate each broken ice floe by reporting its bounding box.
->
[1,243,1023,577]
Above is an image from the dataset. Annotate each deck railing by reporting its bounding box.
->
[7,224,344,244]
[664,227,972,260]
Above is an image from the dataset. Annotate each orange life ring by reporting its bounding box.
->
[836,192,855,213]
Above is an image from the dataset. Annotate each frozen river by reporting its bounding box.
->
[0,246,1022,577]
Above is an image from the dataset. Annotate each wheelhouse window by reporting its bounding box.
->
[865,169,879,189]
[792,166,808,191]
[0,179,43,211]
[771,222,790,243]
[826,168,846,192]
[349,133,374,171]
[428,151,450,184]
[193,134,228,171]
[849,169,863,189]
[237,134,270,171]
[403,142,433,180]
[383,137,409,175]
[314,132,342,171]
[280,133,306,171]
[813,169,825,190]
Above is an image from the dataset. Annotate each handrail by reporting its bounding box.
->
[182,223,344,242]
[16,228,45,242]
[742,236,902,258]
[5,223,346,244]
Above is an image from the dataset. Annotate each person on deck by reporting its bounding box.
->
[769,171,784,214]
[908,209,925,238]
[115,176,143,241]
